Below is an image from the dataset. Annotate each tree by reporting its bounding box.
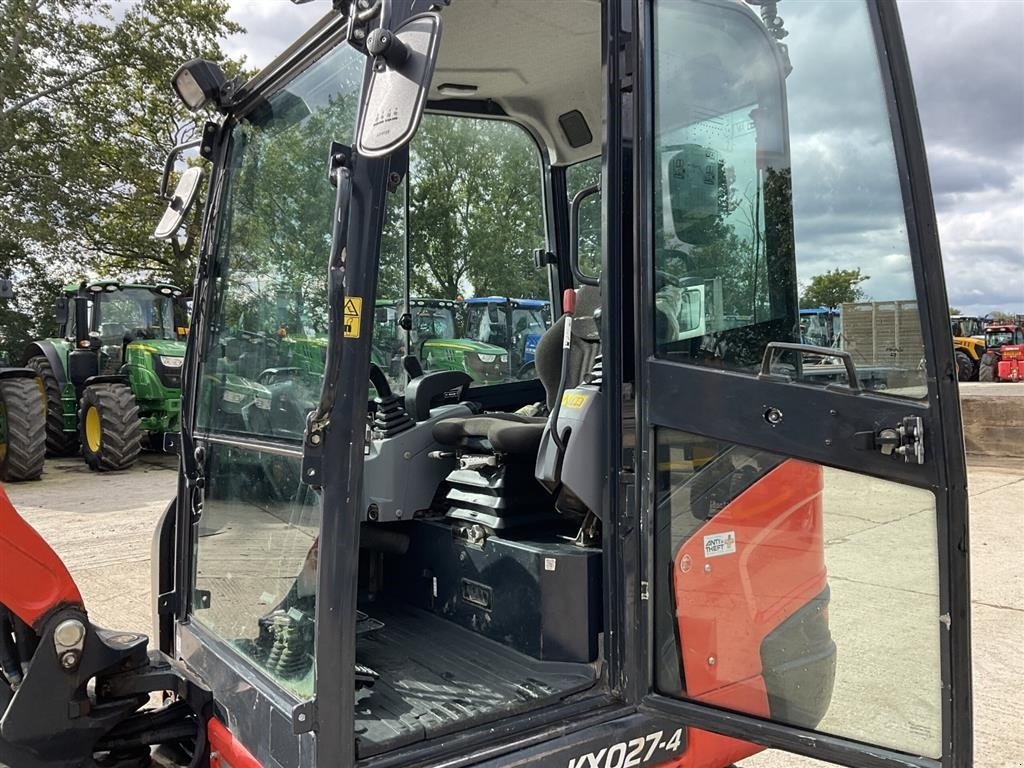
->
[800,268,870,309]
[0,0,244,359]
[378,115,548,303]
[949,307,962,315]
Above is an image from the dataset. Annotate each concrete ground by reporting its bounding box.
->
[4,454,1022,767]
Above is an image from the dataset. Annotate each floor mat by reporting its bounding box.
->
[355,602,598,756]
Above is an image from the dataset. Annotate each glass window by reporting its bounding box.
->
[567,156,602,281]
[377,115,549,390]
[190,41,365,695]
[193,444,319,699]
[652,0,927,398]
[197,43,365,441]
[652,428,941,758]
[98,289,176,343]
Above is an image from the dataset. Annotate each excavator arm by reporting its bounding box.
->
[0,486,211,768]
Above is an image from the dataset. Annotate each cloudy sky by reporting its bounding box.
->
[221,0,1023,316]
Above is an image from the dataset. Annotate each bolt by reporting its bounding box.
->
[310,433,321,445]
[298,713,306,723]
[830,409,838,416]
[707,656,716,666]
[54,619,85,648]
[60,651,79,670]
[704,563,712,573]
[825,439,832,446]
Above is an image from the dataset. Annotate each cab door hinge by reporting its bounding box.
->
[854,416,925,465]
[292,698,318,735]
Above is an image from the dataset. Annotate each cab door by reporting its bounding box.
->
[633,2,971,766]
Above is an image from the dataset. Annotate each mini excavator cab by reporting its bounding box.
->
[0,2,972,768]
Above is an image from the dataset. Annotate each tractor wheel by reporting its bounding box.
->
[978,361,995,383]
[26,355,78,456]
[0,376,46,482]
[78,383,142,472]
[954,350,975,382]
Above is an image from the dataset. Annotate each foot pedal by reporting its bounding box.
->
[355,610,384,635]
[355,663,379,689]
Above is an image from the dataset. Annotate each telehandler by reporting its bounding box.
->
[0,1,972,768]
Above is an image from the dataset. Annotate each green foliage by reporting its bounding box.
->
[381,115,549,302]
[800,268,870,310]
[0,0,244,360]
[949,307,962,316]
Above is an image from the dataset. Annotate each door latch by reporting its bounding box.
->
[855,416,924,465]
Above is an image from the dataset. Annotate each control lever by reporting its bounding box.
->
[403,354,424,379]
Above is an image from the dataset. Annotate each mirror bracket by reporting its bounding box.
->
[327,142,353,188]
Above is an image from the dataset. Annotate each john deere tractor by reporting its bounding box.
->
[373,298,511,384]
[24,280,187,471]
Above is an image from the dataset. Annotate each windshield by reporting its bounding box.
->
[987,330,1015,347]
[98,288,176,342]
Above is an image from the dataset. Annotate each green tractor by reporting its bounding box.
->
[25,280,187,471]
[0,276,46,482]
[373,298,510,384]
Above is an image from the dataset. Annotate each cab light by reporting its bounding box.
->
[159,356,184,368]
[222,390,244,403]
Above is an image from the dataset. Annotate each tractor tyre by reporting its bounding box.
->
[26,355,79,456]
[0,376,46,481]
[978,361,995,383]
[954,350,975,382]
[78,383,142,472]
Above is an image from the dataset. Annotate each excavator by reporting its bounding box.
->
[0,2,972,768]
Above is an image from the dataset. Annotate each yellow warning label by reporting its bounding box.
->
[343,296,363,338]
[561,392,588,409]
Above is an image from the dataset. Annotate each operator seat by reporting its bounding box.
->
[430,285,601,530]
[431,285,602,457]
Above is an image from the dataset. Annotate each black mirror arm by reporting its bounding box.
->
[570,184,601,287]
[159,139,203,200]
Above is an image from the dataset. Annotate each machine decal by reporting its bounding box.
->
[562,392,589,409]
[566,728,684,768]
[703,531,736,558]
[344,296,363,338]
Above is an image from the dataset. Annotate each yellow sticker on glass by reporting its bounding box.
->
[343,297,363,338]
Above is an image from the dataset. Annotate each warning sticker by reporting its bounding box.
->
[561,392,588,409]
[343,296,363,338]
[703,531,736,558]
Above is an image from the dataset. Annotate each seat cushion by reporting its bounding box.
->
[433,414,546,455]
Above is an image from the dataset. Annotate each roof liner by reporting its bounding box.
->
[429,0,602,165]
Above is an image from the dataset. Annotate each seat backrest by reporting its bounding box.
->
[534,285,601,410]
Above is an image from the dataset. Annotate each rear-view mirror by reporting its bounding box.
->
[356,13,443,159]
[153,166,203,240]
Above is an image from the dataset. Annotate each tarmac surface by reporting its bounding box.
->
[4,453,1022,768]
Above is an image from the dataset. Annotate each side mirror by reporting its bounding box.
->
[570,184,601,286]
[54,296,69,325]
[676,286,706,341]
[356,13,443,159]
[153,166,203,240]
